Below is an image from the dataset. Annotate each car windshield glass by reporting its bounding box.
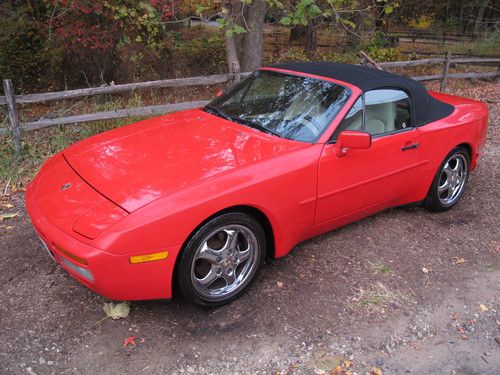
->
[205,70,351,142]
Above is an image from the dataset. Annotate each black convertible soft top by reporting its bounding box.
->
[270,62,454,126]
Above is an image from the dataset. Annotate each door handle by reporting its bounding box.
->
[402,143,419,151]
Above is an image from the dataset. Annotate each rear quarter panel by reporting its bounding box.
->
[408,91,488,202]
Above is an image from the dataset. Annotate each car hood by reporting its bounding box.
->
[63,109,305,212]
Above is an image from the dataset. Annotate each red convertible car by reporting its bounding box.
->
[26,62,488,307]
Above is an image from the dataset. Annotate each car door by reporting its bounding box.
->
[316,89,421,224]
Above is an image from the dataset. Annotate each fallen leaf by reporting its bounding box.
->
[370,367,383,375]
[343,360,352,369]
[140,338,145,343]
[0,213,18,221]
[2,203,13,209]
[453,258,466,265]
[123,336,136,347]
[277,281,284,288]
[103,301,131,320]
[421,267,429,274]
[479,303,489,312]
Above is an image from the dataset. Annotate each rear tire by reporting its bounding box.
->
[177,212,266,308]
[424,146,470,212]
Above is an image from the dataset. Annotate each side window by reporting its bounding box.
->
[331,97,363,140]
[364,89,411,135]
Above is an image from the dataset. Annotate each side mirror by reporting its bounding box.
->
[336,130,371,157]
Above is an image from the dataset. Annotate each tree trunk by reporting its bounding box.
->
[290,25,306,43]
[305,21,317,53]
[459,2,466,34]
[222,0,242,74]
[225,32,241,75]
[474,0,490,36]
[240,0,267,72]
[346,0,366,49]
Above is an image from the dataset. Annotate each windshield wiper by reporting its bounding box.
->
[204,105,233,122]
[234,118,282,138]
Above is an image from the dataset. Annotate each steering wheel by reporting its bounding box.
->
[288,115,322,138]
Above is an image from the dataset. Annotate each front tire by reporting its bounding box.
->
[424,146,470,212]
[177,212,266,307]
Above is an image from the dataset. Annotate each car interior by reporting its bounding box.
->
[333,89,411,138]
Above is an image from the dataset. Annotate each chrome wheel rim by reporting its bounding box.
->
[438,154,467,206]
[191,225,259,301]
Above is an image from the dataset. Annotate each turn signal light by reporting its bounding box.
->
[54,244,88,266]
[129,251,169,264]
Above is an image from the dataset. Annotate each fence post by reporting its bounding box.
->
[232,62,241,83]
[360,55,367,67]
[440,51,452,92]
[2,79,22,155]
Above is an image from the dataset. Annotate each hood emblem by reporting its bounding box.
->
[60,182,71,191]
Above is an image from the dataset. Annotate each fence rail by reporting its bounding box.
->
[1,53,499,154]
[387,30,484,44]
[0,74,237,106]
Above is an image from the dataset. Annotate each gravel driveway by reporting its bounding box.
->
[0,81,498,375]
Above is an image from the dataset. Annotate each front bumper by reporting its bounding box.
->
[26,182,180,301]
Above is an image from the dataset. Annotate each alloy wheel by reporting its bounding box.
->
[190,225,260,301]
[437,154,468,206]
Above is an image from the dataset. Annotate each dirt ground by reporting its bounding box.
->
[0,81,499,374]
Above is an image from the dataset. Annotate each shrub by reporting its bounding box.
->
[366,47,402,62]
[319,51,359,64]
[173,32,226,75]
[470,31,500,56]
[0,8,62,92]
[278,46,309,63]
[364,31,403,62]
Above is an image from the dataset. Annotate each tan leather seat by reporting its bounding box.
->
[283,90,325,121]
[365,102,396,134]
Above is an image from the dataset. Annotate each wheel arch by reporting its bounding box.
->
[171,205,276,298]
[456,142,473,169]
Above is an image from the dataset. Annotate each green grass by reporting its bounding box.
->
[373,261,392,275]
[0,116,140,189]
[0,91,162,190]
[360,292,389,307]
[356,283,413,311]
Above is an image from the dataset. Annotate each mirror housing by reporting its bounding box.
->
[336,130,371,157]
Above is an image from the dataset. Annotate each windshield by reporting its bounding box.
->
[205,70,351,142]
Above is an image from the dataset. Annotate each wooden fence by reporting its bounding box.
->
[388,30,485,45]
[1,53,499,155]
